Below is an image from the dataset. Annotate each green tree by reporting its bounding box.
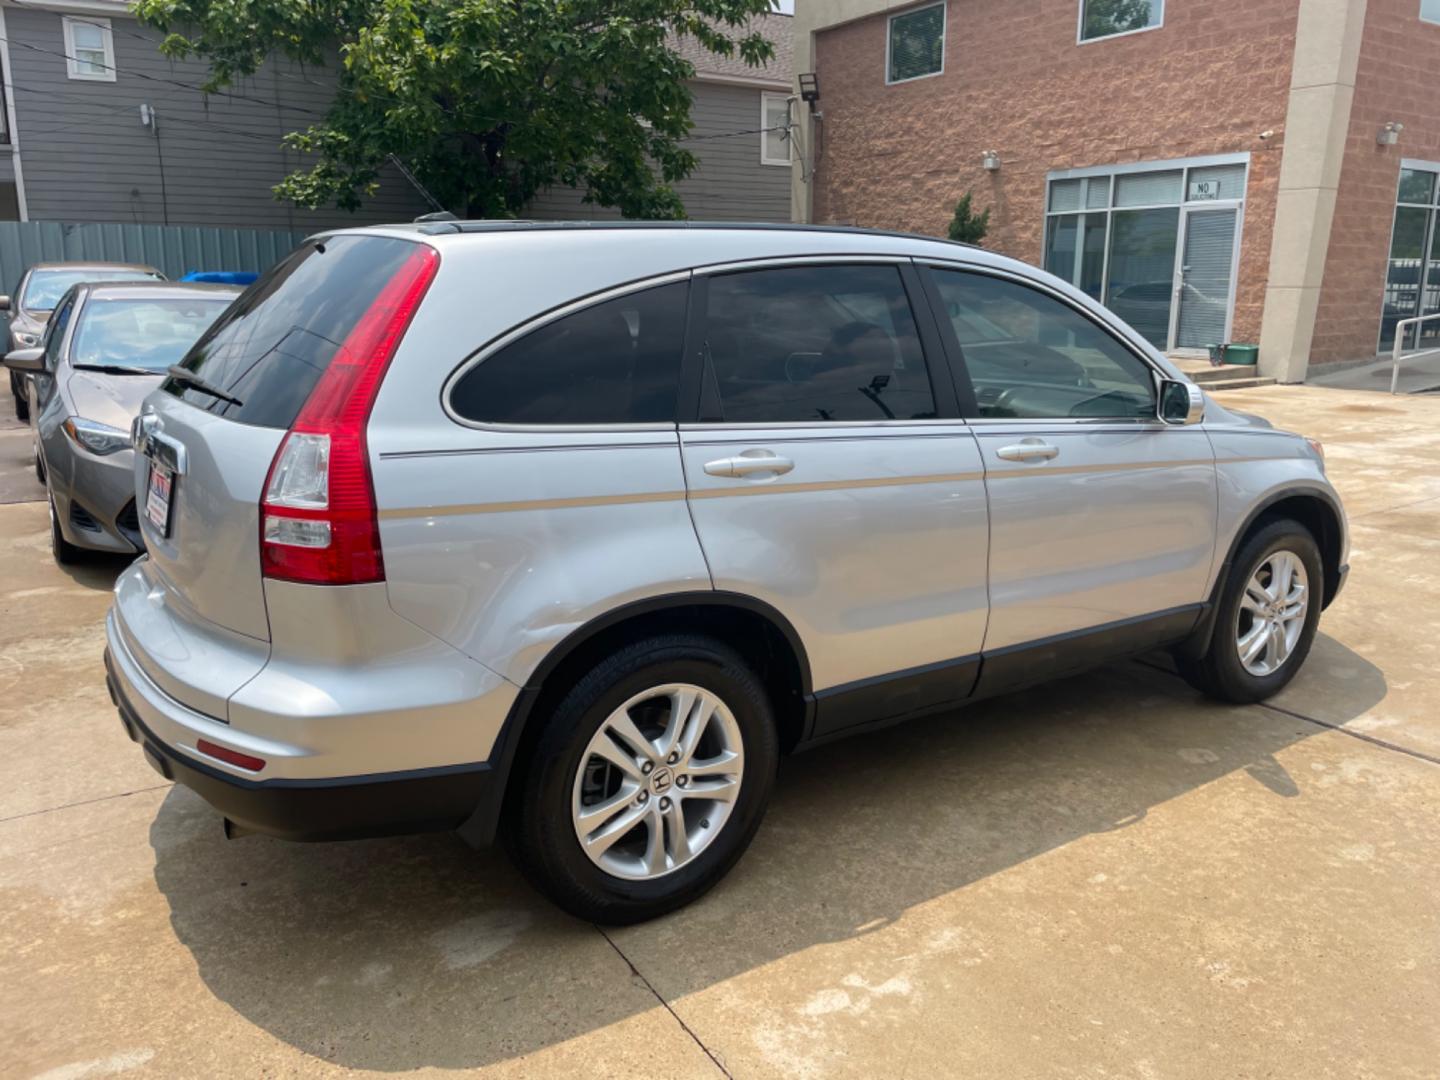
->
[133,0,777,219]
[947,192,990,246]
[1081,0,1155,39]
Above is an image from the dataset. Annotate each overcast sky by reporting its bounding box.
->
[773,0,795,13]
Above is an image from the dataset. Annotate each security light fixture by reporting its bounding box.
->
[981,150,1001,172]
[798,72,820,107]
[1378,121,1404,146]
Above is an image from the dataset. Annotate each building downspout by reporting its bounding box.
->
[0,6,29,220]
[1257,0,1367,382]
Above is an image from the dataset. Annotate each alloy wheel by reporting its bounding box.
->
[571,683,744,881]
[1235,549,1309,677]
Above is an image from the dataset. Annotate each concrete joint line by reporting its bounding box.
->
[596,925,734,1078]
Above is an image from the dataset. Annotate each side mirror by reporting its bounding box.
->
[0,295,11,312]
[3,347,44,373]
[1159,379,1205,425]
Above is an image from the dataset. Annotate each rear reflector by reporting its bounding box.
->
[260,244,439,585]
[196,738,266,773]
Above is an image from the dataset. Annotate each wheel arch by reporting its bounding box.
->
[1178,484,1347,660]
[458,591,814,848]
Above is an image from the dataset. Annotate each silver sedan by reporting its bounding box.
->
[3,280,238,562]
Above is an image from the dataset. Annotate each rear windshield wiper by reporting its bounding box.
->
[73,363,160,376]
[166,365,244,407]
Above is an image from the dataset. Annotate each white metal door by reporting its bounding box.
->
[1170,206,1240,354]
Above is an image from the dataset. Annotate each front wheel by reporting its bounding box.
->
[1176,519,1323,704]
[509,634,778,924]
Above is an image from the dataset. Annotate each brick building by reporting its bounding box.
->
[788,0,1435,381]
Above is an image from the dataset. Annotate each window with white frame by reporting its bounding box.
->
[1079,0,1163,43]
[1423,0,1440,24]
[63,16,115,81]
[887,3,945,84]
[761,93,791,166]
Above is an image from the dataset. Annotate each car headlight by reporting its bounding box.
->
[13,331,38,347]
[62,417,130,456]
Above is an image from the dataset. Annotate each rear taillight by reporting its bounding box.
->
[260,244,438,585]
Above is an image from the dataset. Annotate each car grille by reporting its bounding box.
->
[116,499,140,533]
[69,501,101,532]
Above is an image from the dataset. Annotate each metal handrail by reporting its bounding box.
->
[1390,312,1440,393]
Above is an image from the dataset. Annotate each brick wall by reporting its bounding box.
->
[811,0,1299,345]
[1310,0,1440,366]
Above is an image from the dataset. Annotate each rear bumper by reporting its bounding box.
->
[105,647,494,841]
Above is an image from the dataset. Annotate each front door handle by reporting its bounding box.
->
[703,450,795,478]
[996,438,1059,463]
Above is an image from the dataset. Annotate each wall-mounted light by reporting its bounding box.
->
[1378,121,1404,146]
[798,72,820,111]
[139,103,156,128]
[981,150,1001,172]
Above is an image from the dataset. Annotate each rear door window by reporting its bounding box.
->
[163,235,421,429]
[448,281,688,426]
[700,264,936,423]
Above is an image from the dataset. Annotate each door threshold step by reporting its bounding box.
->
[1187,364,1258,384]
[1204,377,1277,391]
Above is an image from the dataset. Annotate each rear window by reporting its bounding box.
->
[22,268,162,312]
[163,235,420,429]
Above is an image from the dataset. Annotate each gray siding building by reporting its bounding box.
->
[0,0,428,228]
[527,13,795,222]
[0,1,793,229]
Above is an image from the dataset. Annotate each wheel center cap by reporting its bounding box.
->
[650,766,674,795]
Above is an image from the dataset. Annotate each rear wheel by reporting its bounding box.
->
[510,634,778,924]
[1176,519,1322,703]
[48,490,82,565]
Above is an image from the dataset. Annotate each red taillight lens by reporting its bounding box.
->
[260,244,438,585]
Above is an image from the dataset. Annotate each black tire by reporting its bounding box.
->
[49,491,83,565]
[509,634,779,924]
[1176,518,1324,704]
[15,391,28,422]
[34,446,45,484]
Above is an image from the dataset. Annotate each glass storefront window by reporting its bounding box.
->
[1044,157,1247,353]
[1105,208,1180,348]
[1382,205,1432,353]
[1380,165,1440,355]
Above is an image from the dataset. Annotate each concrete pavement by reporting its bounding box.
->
[2,386,1438,1078]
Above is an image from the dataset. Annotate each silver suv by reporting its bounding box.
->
[104,223,1348,923]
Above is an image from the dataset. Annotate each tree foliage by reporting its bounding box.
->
[133,0,778,218]
[946,192,990,246]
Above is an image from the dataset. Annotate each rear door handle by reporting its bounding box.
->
[703,450,795,478]
[996,439,1059,463]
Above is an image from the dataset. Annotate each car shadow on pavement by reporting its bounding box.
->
[148,637,1386,1072]
[57,553,135,591]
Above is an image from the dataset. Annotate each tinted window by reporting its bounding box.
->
[702,265,935,423]
[930,269,1155,420]
[933,269,1157,420]
[164,235,418,429]
[72,297,233,371]
[43,292,76,370]
[22,269,162,312]
[449,282,687,425]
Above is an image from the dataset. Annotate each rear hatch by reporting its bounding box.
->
[134,233,435,648]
